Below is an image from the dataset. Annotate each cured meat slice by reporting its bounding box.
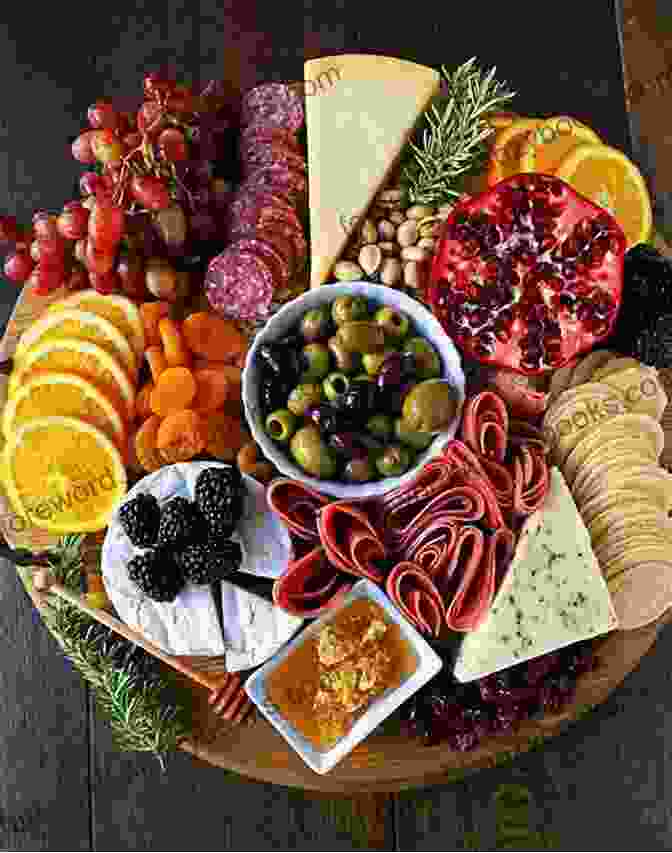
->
[241,143,307,176]
[242,163,308,206]
[256,214,307,268]
[228,237,291,287]
[239,125,302,155]
[273,546,351,617]
[227,190,295,236]
[460,391,509,462]
[452,471,506,530]
[205,250,274,322]
[511,445,550,516]
[318,501,386,583]
[444,526,515,632]
[241,83,305,132]
[395,485,486,551]
[401,513,458,578]
[385,561,445,638]
[436,525,484,599]
[380,457,455,531]
[507,420,549,451]
[266,478,329,541]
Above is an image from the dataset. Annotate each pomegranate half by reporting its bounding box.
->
[427,173,627,374]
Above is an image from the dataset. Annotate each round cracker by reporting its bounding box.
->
[569,349,619,388]
[582,464,672,516]
[543,384,626,466]
[608,561,672,630]
[600,366,668,421]
[603,542,672,579]
[592,512,671,555]
[591,357,643,382]
[581,494,657,527]
[564,436,657,489]
[573,463,662,508]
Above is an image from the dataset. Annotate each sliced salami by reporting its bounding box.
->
[317,501,386,583]
[239,124,302,155]
[241,83,304,132]
[256,217,307,269]
[229,237,291,287]
[242,163,308,205]
[227,189,295,236]
[205,249,275,322]
[241,145,307,178]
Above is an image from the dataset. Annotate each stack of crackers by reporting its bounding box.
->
[543,351,672,630]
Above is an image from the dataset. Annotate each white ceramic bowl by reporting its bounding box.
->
[244,578,443,775]
[242,282,465,499]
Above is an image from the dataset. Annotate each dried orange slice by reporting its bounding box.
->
[3,372,126,455]
[48,290,145,360]
[8,338,136,422]
[527,116,601,174]
[2,415,127,533]
[14,309,138,382]
[555,143,653,247]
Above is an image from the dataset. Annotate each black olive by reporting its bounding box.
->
[258,342,301,381]
[260,375,290,415]
[337,380,378,422]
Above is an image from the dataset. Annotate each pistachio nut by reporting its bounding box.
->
[333,260,364,281]
[396,219,419,247]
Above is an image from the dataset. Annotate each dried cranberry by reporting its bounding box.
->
[429,174,627,373]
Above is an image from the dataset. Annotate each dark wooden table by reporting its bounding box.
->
[4,1,672,848]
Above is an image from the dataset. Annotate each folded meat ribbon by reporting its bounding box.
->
[385,561,445,637]
[267,478,329,541]
[317,501,386,583]
[272,546,352,617]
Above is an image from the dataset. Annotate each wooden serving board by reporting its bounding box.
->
[6,237,672,793]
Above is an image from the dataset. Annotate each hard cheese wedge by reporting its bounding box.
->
[454,468,617,682]
[304,54,440,288]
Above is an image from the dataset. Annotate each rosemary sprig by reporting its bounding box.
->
[401,57,516,206]
[38,536,194,770]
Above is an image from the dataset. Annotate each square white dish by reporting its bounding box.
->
[244,578,443,775]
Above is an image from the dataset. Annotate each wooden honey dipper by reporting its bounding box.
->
[32,567,252,725]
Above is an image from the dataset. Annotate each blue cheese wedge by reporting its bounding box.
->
[454,468,618,682]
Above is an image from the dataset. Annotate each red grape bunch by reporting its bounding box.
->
[0,71,235,301]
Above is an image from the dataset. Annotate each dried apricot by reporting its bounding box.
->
[204,413,249,461]
[237,440,275,483]
[192,368,232,412]
[135,381,154,421]
[134,414,164,472]
[149,366,197,416]
[158,316,192,368]
[140,301,172,347]
[182,311,247,362]
[145,346,167,383]
[156,409,208,462]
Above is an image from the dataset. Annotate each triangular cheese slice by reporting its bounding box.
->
[454,468,618,682]
[304,55,440,288]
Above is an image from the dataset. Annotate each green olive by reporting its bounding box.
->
[323,371,351,401]
[287,383,323,416]
[367,414,393,442]
[362,348,397,376]
[403,337,441,380]
[353,373,375,384]
[394,417,434,450]
[300,343,331,382]
[344,457,377,483]
[337,321,386,353]
[373,306,410,343]
[375,444,414,477]
[300,306,332,342]
[331,295,370,326]
[290,424,337,479]
[401,379,458,432]
[327,337,361,374]
[265,409,297,443]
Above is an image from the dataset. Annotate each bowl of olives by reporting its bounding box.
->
[242,282,465,498]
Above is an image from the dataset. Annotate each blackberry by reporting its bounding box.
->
[157,497,204,549]
[195,467,244,538]
[127,549,184,602]
[177,540,242,585]
[118,492,160,547]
